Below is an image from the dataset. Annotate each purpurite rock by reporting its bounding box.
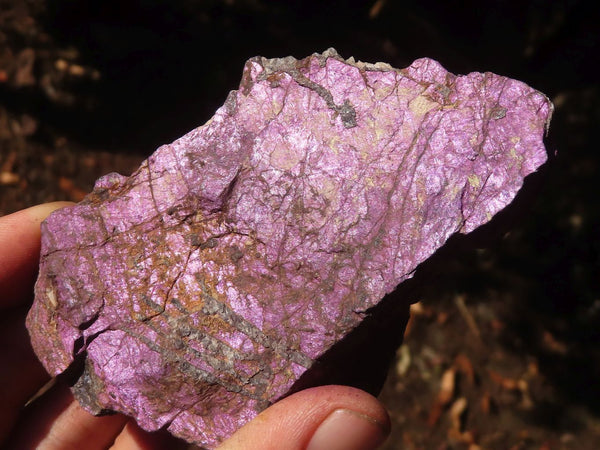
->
[27,49,552,448]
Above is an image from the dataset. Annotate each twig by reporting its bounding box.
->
[454,294,483,343]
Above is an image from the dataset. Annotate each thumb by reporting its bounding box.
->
[218,385,390,450]
[0,201,74,309]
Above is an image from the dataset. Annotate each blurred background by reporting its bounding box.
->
[1,1,598,448]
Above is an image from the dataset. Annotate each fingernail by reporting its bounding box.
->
[307,409,389,450]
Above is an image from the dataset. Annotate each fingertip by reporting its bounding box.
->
[306,408,389,450]
[218,385,390,450]
[23,201,76,225]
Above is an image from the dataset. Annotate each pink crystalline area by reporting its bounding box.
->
[27,49,552,448]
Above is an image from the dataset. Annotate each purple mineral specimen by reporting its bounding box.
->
[27,49,552,448]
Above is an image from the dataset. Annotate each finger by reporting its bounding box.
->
[110,421,190,450]
[218,385,390,450]
[0,202,73,309]
[0,306,50,443]
[6,381,127,450]
[0,202,74,443]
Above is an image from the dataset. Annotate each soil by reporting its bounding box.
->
[1,1,599,449]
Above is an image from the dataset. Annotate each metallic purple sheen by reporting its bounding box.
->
[27,49,552,448]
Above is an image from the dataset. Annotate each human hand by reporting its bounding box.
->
[1,202,390,449]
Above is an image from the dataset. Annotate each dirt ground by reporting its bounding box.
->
[1,1,599,449]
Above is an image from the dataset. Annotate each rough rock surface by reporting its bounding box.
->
[27,49,552,448]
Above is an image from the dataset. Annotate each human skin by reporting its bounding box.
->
[0,202,390,450]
